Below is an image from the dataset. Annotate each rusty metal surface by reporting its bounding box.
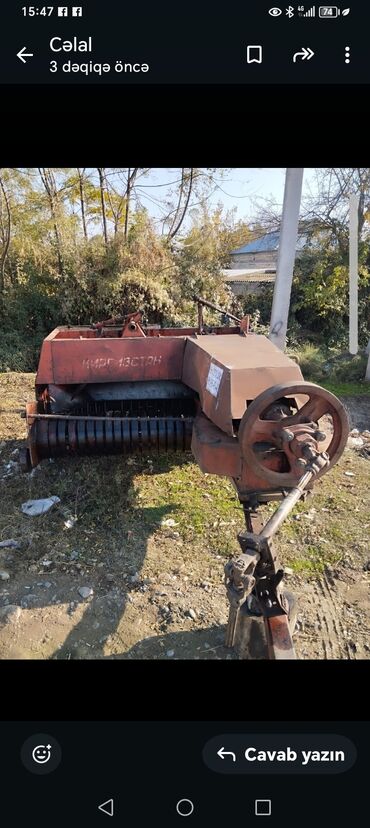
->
[121,311,146,338]
[238,381,349,488]
[224,549,260,647]
[225,445,336,659]
[191,414,241,478]
[191,412,293,495]
[264,615,296,660]
[36,336,187,385]
[25,401,40,469]
[146,326,244,337]
[42,325,246,339]
[36,325,250,386]
[225,495,300,658]
[182,335,303,436]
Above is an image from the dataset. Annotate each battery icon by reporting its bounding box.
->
[319,5,339,16]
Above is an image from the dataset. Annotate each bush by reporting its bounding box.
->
[288,343,368,385]
[0,281,63,371]
[239,285,274,326]
[0,331,37,372]
[291,248,370,349]
[324,352,368,383]
[289,344,327,382]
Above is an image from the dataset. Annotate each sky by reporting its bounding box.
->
[132,168,318,229]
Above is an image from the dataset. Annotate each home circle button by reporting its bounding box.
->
[176,799,194,817]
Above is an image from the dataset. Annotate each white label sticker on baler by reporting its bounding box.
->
[206,362,223,397]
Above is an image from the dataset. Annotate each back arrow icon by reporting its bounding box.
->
[293,47,314,62]
[17,47,34,64]
[217,746,236,761]
[98,799,114,817]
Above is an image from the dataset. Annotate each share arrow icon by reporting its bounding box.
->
[98,799,114,817]
[293,47,315,63]
[17,47,34,64]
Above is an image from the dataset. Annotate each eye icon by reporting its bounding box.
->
[269,7,282,15]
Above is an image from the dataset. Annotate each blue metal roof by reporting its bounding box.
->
[231,231,307,256]
[231,232,280,255]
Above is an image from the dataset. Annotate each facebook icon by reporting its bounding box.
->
[72,6,83,15]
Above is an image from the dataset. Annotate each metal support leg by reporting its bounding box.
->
[225,452,330,659]
[265,616,296,660]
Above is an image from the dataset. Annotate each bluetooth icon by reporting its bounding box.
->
[286,5,295,16]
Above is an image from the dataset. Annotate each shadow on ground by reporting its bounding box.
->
[110,621,269,660]
[1,443,234,660]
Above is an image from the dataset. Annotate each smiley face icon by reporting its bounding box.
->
[21,734,61,775]
[32,744,52,764]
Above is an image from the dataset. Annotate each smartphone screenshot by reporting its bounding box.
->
[0,2,368,825]
[0,1,368,84]
[0,719,366,824]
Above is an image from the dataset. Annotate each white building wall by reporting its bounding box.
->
[230,250,278,269]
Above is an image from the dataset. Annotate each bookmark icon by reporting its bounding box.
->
[246,45,263,64]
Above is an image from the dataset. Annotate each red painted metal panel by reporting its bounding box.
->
[182,335,303,436]
[38,337,186,384]
[36,340,54,385]
[191,414,241,477]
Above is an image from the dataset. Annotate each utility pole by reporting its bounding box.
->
[366,344,370,382]
[269,168,304,351]
[366,348,370,381]
[349,193,359,356]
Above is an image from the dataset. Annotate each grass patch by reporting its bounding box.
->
[137,456,241,556]
[274,454,370,574]
[0,374,242,571]
[320,380,370,397]
[1,372,369,580]
[289,344,370,394]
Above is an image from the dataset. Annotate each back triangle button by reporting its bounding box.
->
[98,799,114,817]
